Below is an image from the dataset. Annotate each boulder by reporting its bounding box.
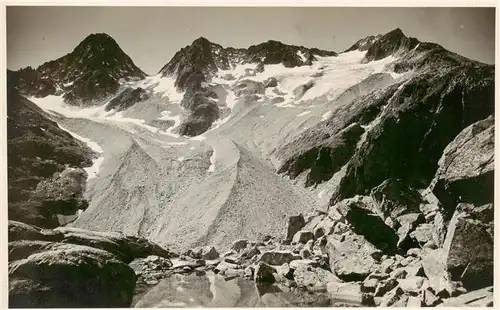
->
[8,221,64,243]
[397,275,425,293]
[370,179,422,221]
[361,278,379,293]
[326,234,380,281]
[432,211,447,247]
[437,286,493,307]
[32,168,89,223]
[232,79,265,97]
[264,77,278,88]
[379,286,407,307]
[327,282,364,305]
[431,117,494,214]
[396,212,425,249]
[292,230,314,244]
[422,287,441,306]
[286,214,306,241]
[374,278,398,297]
[8,243,136,308]
[336,201,399,252]
[293,264,341,288]
[442,203,494,290]
[254,262,276,284]
[409,223,434,244]
[257,250,297,266]
[407,296,422,307]
[299,248,311,259]
[231,239,249,252]
[198,246,220,260]
[54,226,175,263]
[421,249,453,297]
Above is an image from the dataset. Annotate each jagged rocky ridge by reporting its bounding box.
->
[7,27,494,307]
[10,33,145,105]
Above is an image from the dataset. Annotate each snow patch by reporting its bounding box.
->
[322,111,333,121]
[297,111,311,117]
[208,149,216,173]
[58,126,104,181]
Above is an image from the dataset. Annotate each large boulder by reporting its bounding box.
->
[370,179,423,222]
[326,234,381,281]
[285,214,306,241]
[442,203,494,290]
[335,199,399,252]
[54,226,175,263]
[9,243,136,308]
[431,117,494,215]
[8,220,64,242]
[31,167,89,225]
[438,286,493,307]
[257,250,297,266]
[292,264,341,288]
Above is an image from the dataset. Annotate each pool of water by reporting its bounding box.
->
[132,271,345,307]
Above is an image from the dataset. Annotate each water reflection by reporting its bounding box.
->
[132,271,338,307]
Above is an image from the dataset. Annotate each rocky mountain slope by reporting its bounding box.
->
[7,28,494,307]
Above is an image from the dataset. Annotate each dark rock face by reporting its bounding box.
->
[431,117,494,215]
[278,123,365,188]
[7,87,94,228]
[11,33,145,105]
[344,34,383,52]
[442,203,494,290]
[8,221,64,243]
[105,87,150,111]
[9,243,136,308]
[332,63,494,204]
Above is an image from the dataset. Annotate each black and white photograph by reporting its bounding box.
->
[4,4,496,308]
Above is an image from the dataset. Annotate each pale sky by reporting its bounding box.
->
[7,7,496,75]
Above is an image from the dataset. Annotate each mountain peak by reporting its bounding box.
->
[192,36,212,46]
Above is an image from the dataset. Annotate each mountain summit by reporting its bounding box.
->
[13,33,146,105]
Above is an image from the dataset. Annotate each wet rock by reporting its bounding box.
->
[286,214,306,241]
[258,250,296,266]
[326,234,380,281]
[8,243,136,308]
[254,262,276,284]
[327,282,364,305]
[438,286,493,307]
[292,230,314,244]
[231,239,249,252]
